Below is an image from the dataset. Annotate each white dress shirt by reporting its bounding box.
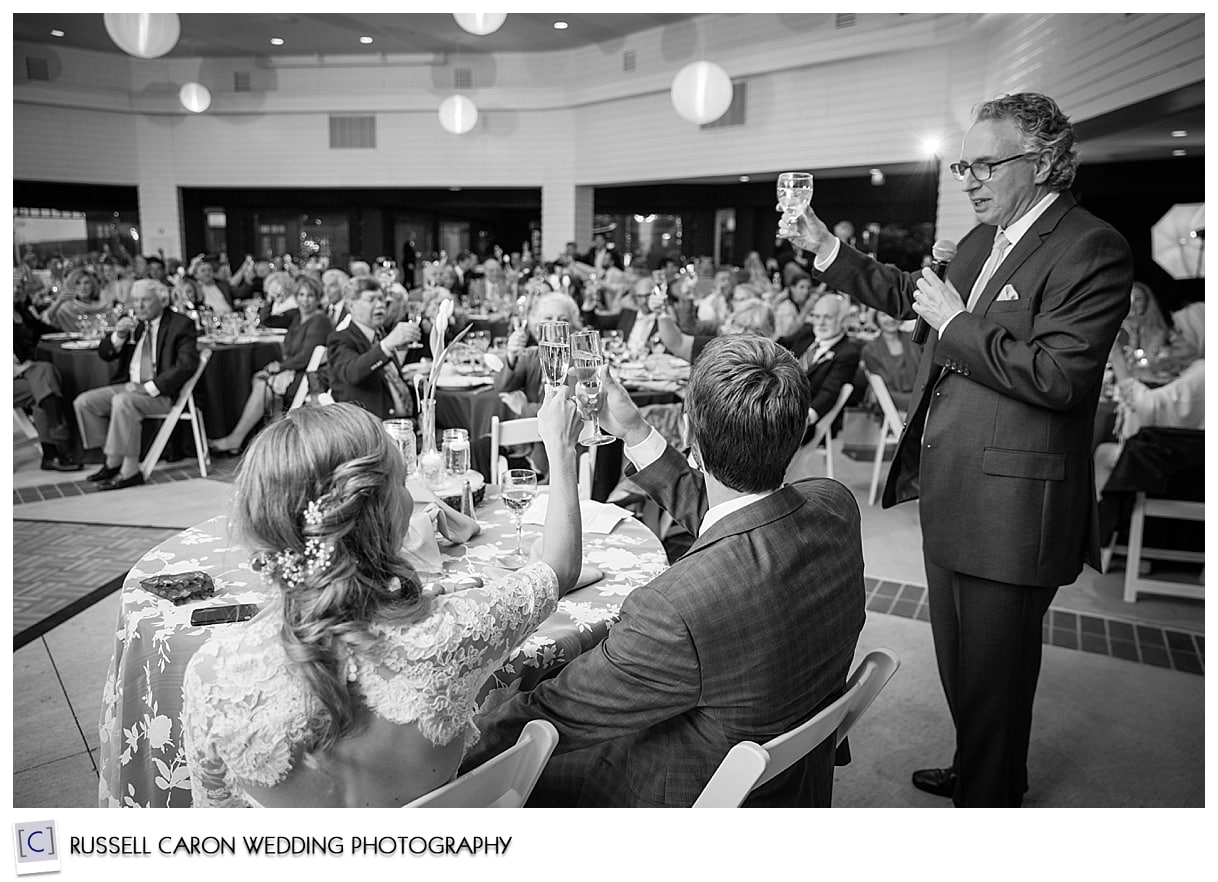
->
[124,315,162,397]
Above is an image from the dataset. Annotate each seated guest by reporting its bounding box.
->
[658,298,775,363]
[583,277,661,356]
[464,336,866,806]
[1117,280,1169,355]
[99,259,133,307]
[741,250,774,294]
[182,395,584,807]
[780,293,862,437]
[169,276,207,328]
[321,268,351,328]
[326,276,420,420]
[1095,301,1204,495]
[231,256,272,301]
[14,277,81,471]
[209,276,334,455]
[43,268,111,333]
[189,255,235,314]
[861,311,922,411]
[73,279,200,491]
[772,265,818,340]
[257,271,299,329]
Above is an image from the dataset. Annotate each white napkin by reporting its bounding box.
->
[401,512,444,574]
[521,493,633,535]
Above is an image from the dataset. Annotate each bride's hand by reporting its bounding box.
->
[536,377,581,453]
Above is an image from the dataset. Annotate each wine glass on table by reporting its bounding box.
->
[569,331,616,447]
[777,172,814,238]
[536,320,571,391]
[499,468,538,570]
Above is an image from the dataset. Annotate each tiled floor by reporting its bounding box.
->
[10,433,1205,807]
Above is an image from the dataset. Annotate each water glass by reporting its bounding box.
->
[383,419,417,478]
[777,171,814,235]
[442,428,470,479]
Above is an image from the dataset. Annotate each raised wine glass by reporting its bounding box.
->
[569,331,615,447]
[777,171,814,236]
[536,320,571,390]
[498,468,538,570]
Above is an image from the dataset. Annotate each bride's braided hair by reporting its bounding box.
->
[232,403,423,753]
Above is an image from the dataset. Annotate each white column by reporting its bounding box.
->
[133,116,183,260]
[541,183,594,262]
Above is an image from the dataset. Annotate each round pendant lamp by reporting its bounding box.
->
[439,95,479,134]
[670,60,733,125]
[103,13,181,59]
[179,83,212,113]
[453,13,507,36]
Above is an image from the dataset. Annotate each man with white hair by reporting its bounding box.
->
[778,292,862,435]
[74,279,200,490]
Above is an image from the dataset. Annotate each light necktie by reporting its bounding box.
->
[137,325,154,384]
[966,231,1010,312]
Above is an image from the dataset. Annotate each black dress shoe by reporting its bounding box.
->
[911,767,957,798]
[41,456,85,472]
[87,464,122,482]
[98,473,145,491]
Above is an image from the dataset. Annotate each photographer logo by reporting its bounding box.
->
[12,820,60,875]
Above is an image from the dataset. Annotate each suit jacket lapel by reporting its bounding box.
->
[680,487,803,560]
[972,192,1075,317]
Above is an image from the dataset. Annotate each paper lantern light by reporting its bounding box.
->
[439,95,479,134]
[453,13,508,36]
[670,61,733,125]
[179,83,212,113]
[103,13,181,59]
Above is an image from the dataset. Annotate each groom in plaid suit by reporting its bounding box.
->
[464,335,866,806]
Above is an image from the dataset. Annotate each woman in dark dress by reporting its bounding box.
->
[208,276,333,454]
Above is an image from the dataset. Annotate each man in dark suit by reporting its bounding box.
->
[326,275,419,419]
[73,279,201,490]
[583,232,623,270]
[14,278,82,471]
[782,92,1133,807]
[190,256,235,313]
[463,335,866,806]
[778,293,862,439]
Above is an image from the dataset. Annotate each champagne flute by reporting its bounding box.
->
[499,468,538,570]
[570,331,615,446]
[537,320,571,390]
[777,171,814,236]
[404,299,424,348]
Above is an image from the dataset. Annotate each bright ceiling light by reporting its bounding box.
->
[1172,149,1188,157]
[920,135,943,157]
[103,13,180,58]
[270,37,284,46]
[670,61,733,125]
[453,13,507,36]
[553,21,569,30]
[739,175,750,182]
[1171,130,1188,138]
[359,35,374,44]
[50,29,65,37]
[438,95,479,135]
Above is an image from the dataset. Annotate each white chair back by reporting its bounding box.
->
[403,720,558,808]
[288,345,328,411]
[490,415,594,500]
[140,347,213,480]
[864,368,905,506]
[692,649,900,808]
[784,382,854,482]
[14,407,40,442]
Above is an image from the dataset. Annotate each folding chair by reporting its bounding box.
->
[403,720,558,808]
[139,348,212,480]
[288,344,328,411]
[13,407,40,442]
[785,382,854,482]
[490,415,594,500]
[693,649,900,807]
[864,368,905,506]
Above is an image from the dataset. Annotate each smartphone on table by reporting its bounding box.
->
[190,604,259,626]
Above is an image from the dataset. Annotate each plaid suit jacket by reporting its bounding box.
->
[465,444,866,806]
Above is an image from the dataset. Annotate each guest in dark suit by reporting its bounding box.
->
[14,277,82,471]
[325,275,420,419]
[73,279,201,490]
[782,92,1133,806]
[191,257,235,313]
[208,276,334,454]
[583,233,623,270]
[779,293,862,439]
[464,335,866,806]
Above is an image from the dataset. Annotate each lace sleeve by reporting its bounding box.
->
[182,647,244,808]
[357,561,559,746]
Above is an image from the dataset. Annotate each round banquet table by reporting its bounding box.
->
[97,488,668,808]
[35,336,282,441]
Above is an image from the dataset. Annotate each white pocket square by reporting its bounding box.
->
[996,284,1020,302]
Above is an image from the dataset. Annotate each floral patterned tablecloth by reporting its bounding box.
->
[97,491,667,808]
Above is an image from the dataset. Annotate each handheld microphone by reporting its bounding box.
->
[912,239,958,345]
